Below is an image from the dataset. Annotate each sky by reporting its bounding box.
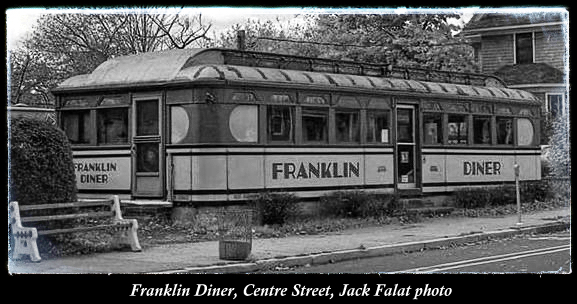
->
[5,7,481,51]
[7,6,568,51]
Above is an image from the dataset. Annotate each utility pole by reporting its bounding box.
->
[514,163,522,225]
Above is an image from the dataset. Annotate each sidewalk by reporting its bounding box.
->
[8,207,570,274]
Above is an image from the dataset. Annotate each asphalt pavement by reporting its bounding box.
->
[7,207,570,274]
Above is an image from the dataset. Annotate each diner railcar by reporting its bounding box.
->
[52,48,542,203]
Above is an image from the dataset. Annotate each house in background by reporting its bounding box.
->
[462,12,568,124]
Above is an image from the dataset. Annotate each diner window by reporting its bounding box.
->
[97,108,128,144]
[366,111,390,143]
[136,99,159,136]
[170,106,190,144]
[497,117,514,145]
[61,110,90,144]
[515,32,534,64]
[423,113,442,145]
[229,105,258,143]
[517,118,535,146]
[267,106,294,142]
[473,116,492,144]
[302,108,328,143]
[335,110,360,143]
[136,142,159,173]
[448,114,468,144]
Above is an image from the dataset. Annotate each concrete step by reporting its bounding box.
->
[120,200,173,219]
[399,198,434,209]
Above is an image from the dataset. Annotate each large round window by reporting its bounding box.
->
[170,106,189,144]
[229,105,258,142]
[517,118,535,146]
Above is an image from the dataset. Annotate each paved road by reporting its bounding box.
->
[263,230,571,273]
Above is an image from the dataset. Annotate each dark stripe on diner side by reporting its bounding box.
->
[173,184,394,196]
[167,150,394,156]
[423,181,516,188]
[422,151,540,156]
[78,189,132,194]
[73,154,130,158]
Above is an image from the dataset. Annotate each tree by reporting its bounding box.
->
[309,14,477,71]
[214,13,477,72]
[9,10,212,106]
[215,16,322,57]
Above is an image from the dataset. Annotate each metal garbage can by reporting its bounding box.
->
[217,209,252,260]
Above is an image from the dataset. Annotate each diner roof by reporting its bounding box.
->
[54,48,539,103]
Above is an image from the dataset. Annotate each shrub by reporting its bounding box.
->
[9,117,77,205]
[453,180,553,209]
[251,192,301,226]
[520,180,553,202]
[319,191,396,218]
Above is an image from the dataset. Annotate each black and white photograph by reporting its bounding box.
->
[6,5,570,297]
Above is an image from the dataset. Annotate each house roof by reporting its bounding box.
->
[463,12,564,33]
[493,63,565,86]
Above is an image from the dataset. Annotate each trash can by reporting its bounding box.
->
[217,209,252,260]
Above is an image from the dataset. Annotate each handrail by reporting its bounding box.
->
[216,48,507,88]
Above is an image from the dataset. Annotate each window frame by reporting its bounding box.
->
[96,106,130,145]
[60,109,93,146]
[514,32,535,65]
[545,93,565,119]
[335,109,361,144]
[472,115,493,145]
[496,116,516,146]
[301,106,329,144]
[266,105,295,144]
[365,109,392,145]
[447,113,469,145]
[422,111,444,146]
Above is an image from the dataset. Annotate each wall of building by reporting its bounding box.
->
[535,30,566,72]
[480,34,514,74]
[479,29,566,75]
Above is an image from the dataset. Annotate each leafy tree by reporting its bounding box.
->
[214,13,477,72]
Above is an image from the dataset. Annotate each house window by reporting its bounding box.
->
[547,94,564,119]
[515,32,534,64]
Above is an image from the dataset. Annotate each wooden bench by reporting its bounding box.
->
[9,195,141,262]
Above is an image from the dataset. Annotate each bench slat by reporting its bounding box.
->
[38,223,132,236]
[21,211,115,223]
[18,200,113,211]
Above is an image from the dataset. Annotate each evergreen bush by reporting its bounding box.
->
[9,117,77,205]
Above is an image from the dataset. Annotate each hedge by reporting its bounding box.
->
[9,117,77,205]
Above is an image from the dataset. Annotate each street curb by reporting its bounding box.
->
[154,221,570,274]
